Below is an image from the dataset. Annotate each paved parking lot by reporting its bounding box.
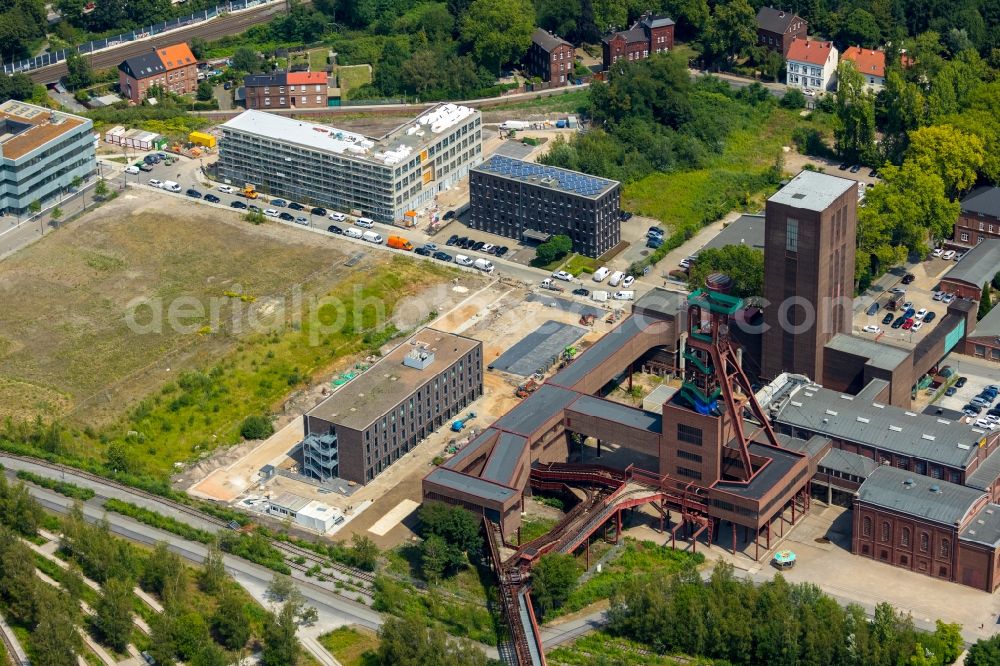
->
[852,255,960,348]
[934,361,1000,416]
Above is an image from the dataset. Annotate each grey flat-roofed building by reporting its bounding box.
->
[961,503,1000,546]
[218,104,482,224]
[468,155,621,257]
[304,328,482,484]
[482,432,529,485]
[494,384,579,436]
[857,466,984,526]
[825,333,910,371]
[767,169,856,212]
[569,395,662,433]
[701,214,766,253]
[774,381,983,469]
[819,448,877,479]
[424,467,517,503]
[0,100,96,215]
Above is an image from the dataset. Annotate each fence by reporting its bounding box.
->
[3,0,280,75]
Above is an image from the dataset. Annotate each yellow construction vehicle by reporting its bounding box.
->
[242,184,259,199]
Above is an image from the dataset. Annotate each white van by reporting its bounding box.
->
[608,271,625,287]
[362,230,383,244]
[454,254,474,267]
[124,165,140,175]
[613,290,635,301]
[344,227,364,239]
[473,258,495,274]
[592,267,610,282]
[161,180,181,192]
[356,217,375,228]
[591,290,609,302]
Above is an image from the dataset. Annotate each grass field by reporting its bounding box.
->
[319,626,378,666]
[485,88,590,114]
[623,107,827,233]
[308,48,329,72]
[548,632,712,666]
[0,191,468,476]
[336,64,373,91]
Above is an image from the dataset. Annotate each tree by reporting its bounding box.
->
[376,615,489,666]
[878,70,926,161]
[211,589,251,650]
[837,8,882,48]
[417,501,482,557]
[104,441,130,473]
[0,73,36,103]
[993,271,1000,291]
[0,540,39,624]
[967,635,1000,666]
[50,206,62,226]
[71,175,83,190]
[198,540,226,593]
[373,39,409,96]
[531,553,578,616]
[535,234,573,265]
[240,414,274,439]
[173,611,211,661]
[190,643,229,666]
[460,0,535,74]
[94,577,134,652]
[931,620,964,664]
[349,533,379,571]
[979,283,993,320]
[780,88,806,109]
[95,178,110,199]
[31,586,82,666]
[536,0,579,40]
[704,0,757,66]
[141,541,186,603]
[29,199,41,217]
[906,124,985,197]
[196,80,214,102]
[64,51,93,92]
[686,245,764,298]
[261,601,301,666]
[420,533,452,581]
[231,47,262,73]
[267,574,297,602]
[835,61,877,163]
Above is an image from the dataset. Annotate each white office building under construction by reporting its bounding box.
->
[217,103,483,224]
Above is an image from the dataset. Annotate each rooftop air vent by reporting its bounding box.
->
[903,478,914,488]
[930,485,941,493]
[889,425,902,432]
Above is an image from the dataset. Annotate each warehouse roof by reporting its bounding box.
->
[967,451,1000,491]
[306,329,479,430]
[494,384,579,436]
[960,504,1000,547]
[481,432,528,485]
[857,466,985,526]
[768,170,855,212]
[774,381,985,468]
[825,333,910,371]
[551,315,655,389]
[818,448,877,479]
[424,467,516,503]
[472,155,619,200]
[969,304,1000,340]
[701,214,766,253]
[568,395,662,433]
[942,240,1000,290]
[714,443,804,500]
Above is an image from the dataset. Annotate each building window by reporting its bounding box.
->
[940,538,950,559]
[678,467,702,480]
[786,218,799,252]
[880,521,890,543]
[862,516,872,537]
[920,532,929,552]
[677,424,702,446]
[677,449,702,463]
[961,232,970,242]
[901,527,910,547]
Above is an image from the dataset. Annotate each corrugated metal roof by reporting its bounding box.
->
[960,503,1000,547]
[943,239,1000,290]
[775,383,983,468]
[424,468,516,503]
[819,448,877,479]
[857,466,984,526]
[482,432,529,485]
[967,451,1000,491]
[568,395,662,433]
[969,304,1000,340]
[494,384,578,436]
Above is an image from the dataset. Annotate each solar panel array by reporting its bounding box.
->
[481,155,611,197]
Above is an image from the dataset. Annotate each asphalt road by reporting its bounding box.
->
[28,0,297,84]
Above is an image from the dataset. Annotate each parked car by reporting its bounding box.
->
[648,226,664,238]
[472,241,485,251]
[838,163,849,170]
[326,224,342,234]
[647,237,664,249]
[148,178,163,188]
[143,154,157,164]
[552,270,574,281]
[186,189,202,198]
[902,301,913,311]
[866,302,880,316]
[279,212,294,221]
[931,248,944,258]
[454,255,474,267]
[955,252,965,261]
[862,325,882,334]
[357,217,374,228]
[932,291,944,301]
[481,243,495,254]
[849,164,861,173]
[891,317,905,329]
[923,312,936,323]
[270,199,287,207]
[230,200,247,209]
[138,163,153,172]
[882,313,894,325]
[287,202,304,211]
[621,275,635,288]
[124,165,140,174]
[901,273,916,284]
[495,246,509,257]
[264,208,279,217]
[217,184,235,194]
[572,288,590,296]
[295,216,309,225]
[443,210,456,220]
[912,321,923,331]
[942,249,956,260]
[956,376,968,388]
[423,243,438,251]
[868,169,878,178]
[945,387,957,396]
[942,293,956,304]
[902,319,914,330]
[915,308,928,319]
[328,211,346,222]
[414,247,432,256]
[433,251,452,261]
[965,404,984,415]
[620,211,633,221]
[247,205,260,213]
[311,207,327,217]
[446,235,460,246]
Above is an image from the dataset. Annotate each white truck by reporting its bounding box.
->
[539,278,564,292]
[473,258,495,274]
[500,120,531,131]
[591,290,609,302]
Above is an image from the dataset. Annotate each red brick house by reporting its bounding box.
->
[118,43,198,104]
[244,70,329,110]
[602,12,675,71]
[939,240,1000,301]
[527,28,575,87]
[756,6,807,56]
[954,185,1000,248]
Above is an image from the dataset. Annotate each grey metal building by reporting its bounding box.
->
[303,329,483,485]
[0,101,96,216]
[217,103,482,224]
[468,156,621,258]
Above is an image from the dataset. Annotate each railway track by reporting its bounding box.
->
[0,610,28,666]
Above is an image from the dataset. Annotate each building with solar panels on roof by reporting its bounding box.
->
[468,155,621,258]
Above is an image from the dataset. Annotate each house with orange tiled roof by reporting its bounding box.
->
[786,37,838,92]
[118,42,198,104]
[244,70,329,110]
[842,47,886,89]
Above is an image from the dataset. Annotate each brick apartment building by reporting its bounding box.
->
[756,6,807,56]
[118,43,198,104]
[602,12,674,70]
[244,70,329,110]
[527,28,575,87]
[954,186,1000,248]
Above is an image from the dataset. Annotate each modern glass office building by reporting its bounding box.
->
[217,103,482,223]
[0,100,96,216]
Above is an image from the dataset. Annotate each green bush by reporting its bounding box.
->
[239,415,274,440]
[780,88,806,109]
[104,498,214,544]
[15,470,95,501]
